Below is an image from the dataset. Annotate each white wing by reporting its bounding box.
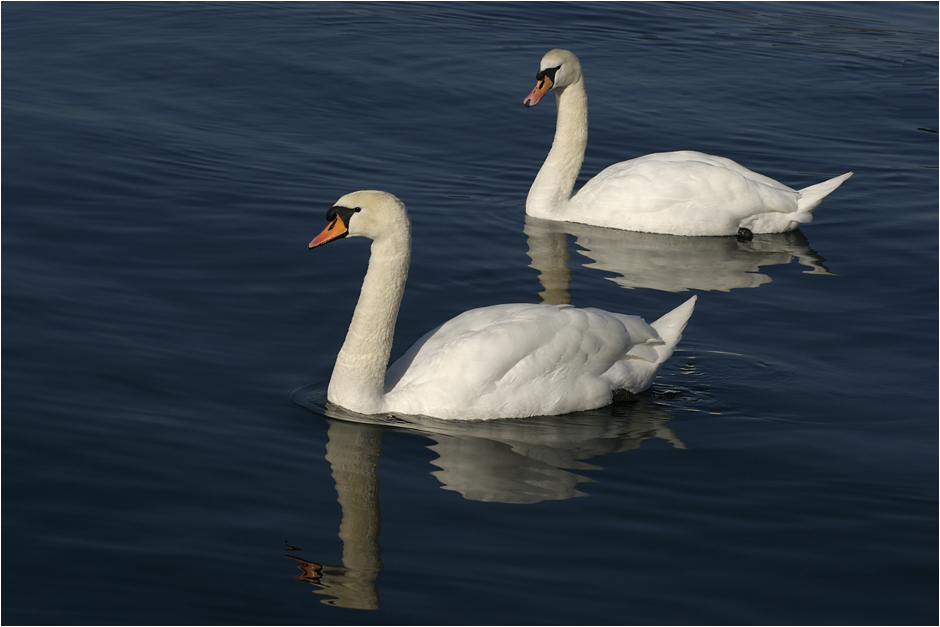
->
[382,300,692,420]
[571,151,803,236]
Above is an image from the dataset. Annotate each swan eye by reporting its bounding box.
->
[354,207,361,212]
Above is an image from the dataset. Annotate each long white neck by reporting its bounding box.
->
[328,225,410,414]
[525,79,588,219]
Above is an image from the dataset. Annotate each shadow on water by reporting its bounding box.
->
[524,215,833,302]
[288,392,685,608]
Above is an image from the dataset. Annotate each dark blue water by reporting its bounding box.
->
[3,2,937,624]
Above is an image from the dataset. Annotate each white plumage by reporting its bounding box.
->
[309,190,696,420]
[524,49,853,236]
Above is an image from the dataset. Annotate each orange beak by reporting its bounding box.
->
[309,215,349,249]
[524,74,553,108]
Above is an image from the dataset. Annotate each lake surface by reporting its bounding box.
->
[3,2,937,624]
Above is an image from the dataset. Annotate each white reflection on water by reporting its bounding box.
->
[524,215,833,300]
[289,397,687,608]
[321,400,684,504]
[287,419,383,610]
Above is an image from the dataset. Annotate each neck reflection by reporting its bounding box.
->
[288,419,383,610]
[291,400,687,608]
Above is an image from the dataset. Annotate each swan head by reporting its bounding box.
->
[309,190,410,248]
[523,49,583,107]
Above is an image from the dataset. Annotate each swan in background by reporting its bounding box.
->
[309,190,696,420]
[523,49,853,237]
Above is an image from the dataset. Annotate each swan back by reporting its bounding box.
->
[382,298,696,420]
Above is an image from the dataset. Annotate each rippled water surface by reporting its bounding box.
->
[3,2,937,624]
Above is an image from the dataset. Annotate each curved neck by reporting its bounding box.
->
[328,227,410,414]
[526,79,588,218]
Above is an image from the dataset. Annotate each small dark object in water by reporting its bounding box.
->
[736,227,754,241]
[612,389,640,402]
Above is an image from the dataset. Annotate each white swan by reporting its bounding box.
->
[309,190,696,420]
[524,49,853,237]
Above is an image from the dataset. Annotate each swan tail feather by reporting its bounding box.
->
[797,171,853,213]
[650,295,697,364]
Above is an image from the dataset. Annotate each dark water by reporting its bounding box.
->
[3,2,937,624]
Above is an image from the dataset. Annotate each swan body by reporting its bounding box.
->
[310,190,696,420]
[524,49,853,237]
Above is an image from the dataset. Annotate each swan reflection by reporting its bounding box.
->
[288,419,383,610]
[525,215,832,302]
[290,397,684,608]
[324,400,684,503]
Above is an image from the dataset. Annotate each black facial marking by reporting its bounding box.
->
[324,205,360,232]
[535,65,560,88]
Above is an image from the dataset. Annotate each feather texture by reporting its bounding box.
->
[524,50,852,236]
[311,190,695,420]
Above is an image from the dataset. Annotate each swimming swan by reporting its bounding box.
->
[524,49,853,237]
[309,190,696,420]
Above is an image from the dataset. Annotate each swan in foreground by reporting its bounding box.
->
[524,49,853,237]
[309,190,696,420]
